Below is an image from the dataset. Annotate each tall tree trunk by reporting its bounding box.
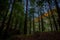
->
[39,8,44,32]
[4,0,15,32]
[2,0,15,39]
[8,16,14,32]
[38,9,40,31]
[40,7,44,32]
[0,0,11,33]
[14,19,18,31]
[13,19,20,34]
[48,11,53,31]
[24,0,28,34]
[33,13,35,32]
[47,0,58,31]
[54,0,60,30]
[19,20,22,34]
[29,14,31,34]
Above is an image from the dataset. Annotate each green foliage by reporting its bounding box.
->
[0,0,59,36]
[14,3,24,13]
[0,0,8,11]
[30,0,35,6]
[36,1,43,7]
[16,0,22,2]
[30,8,35,14]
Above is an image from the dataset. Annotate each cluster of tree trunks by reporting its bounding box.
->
[0,0,60,39]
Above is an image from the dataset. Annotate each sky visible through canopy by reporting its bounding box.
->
[9,0,60,17]
[23,0,60,17]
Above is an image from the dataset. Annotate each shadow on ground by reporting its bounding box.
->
[6,32,60,40]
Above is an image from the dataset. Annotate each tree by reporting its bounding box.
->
[29,8,35,33]
[48,10,53,31]
[36,0,44,32]
[54,0,60,30]
[38,8,41,31]
[29,13,32,34]
[2,0,15,39]
[24,0,28,34]
[47,0,58,31]
[0,0,10,33]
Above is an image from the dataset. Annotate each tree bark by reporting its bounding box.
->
[29,14,31,34]
[54,0,60,30]
[24,0,28,34]
[38,9,40,31]
[47,0,58,31]
[2,0,15,39]
[0,0,11,33]
[33,13,35,32]
[48,11,53,31]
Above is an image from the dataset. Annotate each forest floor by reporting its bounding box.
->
[7,32,60,40]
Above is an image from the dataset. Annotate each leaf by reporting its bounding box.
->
[30,8,35,14]
[36,1,44,7]
[30,0,35,6]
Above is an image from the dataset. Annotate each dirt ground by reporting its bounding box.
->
[7,32,60,40]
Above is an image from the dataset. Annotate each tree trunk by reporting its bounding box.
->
[54,0,60,30]
[24,0,28,34]
[2,0,15,39]
[4,0,15,32]
[14,19,18,31]
[33,13,35,32]
[47,0,58,31]
[29,14,31,34]
[38,10,40,31]
[8,16,15,32]
[13,19,20,34]
[0,0,11,33]
[40,8,44,32]
[48,11,53,31]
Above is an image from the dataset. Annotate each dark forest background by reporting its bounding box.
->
[0,0,60,40]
